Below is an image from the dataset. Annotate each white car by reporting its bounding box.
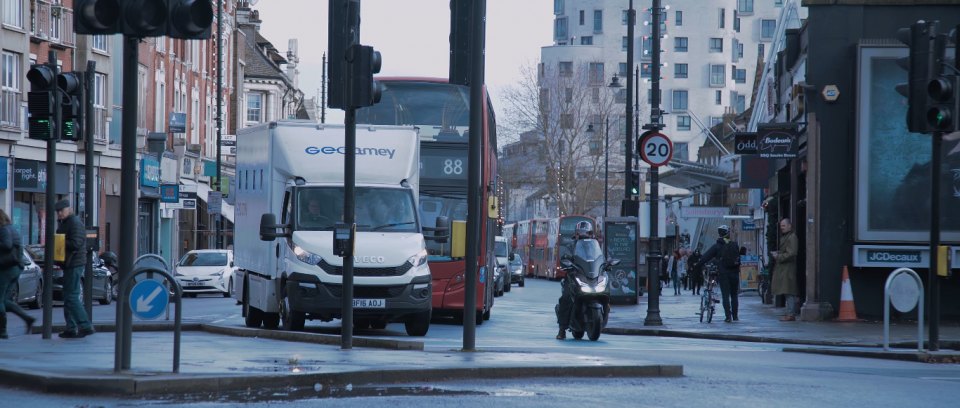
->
[174,249,235,297]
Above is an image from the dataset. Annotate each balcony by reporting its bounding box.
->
[31,1,75,48]
[1,89,20,129]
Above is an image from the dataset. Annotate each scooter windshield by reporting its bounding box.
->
[573,239,604,278]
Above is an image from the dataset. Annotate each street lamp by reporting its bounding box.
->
[588,75,624,218]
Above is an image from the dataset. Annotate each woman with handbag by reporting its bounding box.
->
[0,208,35,339]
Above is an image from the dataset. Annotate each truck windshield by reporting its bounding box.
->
[297,187,419,233]
[494,241,508,258]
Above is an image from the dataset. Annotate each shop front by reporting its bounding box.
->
[11,159,70,245]
[138,157,161,256]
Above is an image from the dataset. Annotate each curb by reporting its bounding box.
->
[0,363,683,396]
[604,327,865,347]
[782,347,960,363]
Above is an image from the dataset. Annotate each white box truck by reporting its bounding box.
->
[232,120,434,336]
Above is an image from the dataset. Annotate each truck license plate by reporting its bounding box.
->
[353,298,385,308]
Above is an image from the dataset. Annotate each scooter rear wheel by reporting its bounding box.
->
[572,330,584,340]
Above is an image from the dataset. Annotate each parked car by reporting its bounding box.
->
[174,249,235,297]
[494,236,510,294]
[493,262,506,297]
[508,253,525,288]
[7,248,43,309]
[25,245,113,305]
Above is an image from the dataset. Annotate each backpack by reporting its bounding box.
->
[720,240,741,269]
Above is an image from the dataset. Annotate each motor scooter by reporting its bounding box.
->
[556,238,619,341]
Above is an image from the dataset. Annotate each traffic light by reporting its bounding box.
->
[57,72,84,141]
[327,0,360,109]
[74,0,212,39]
[895,21,933,133]
[926,75,959,132]
[26,64,58,141]
[628,171,641,200]
[347,44,382,108]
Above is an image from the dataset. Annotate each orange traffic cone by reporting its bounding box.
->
[836,266,859,322]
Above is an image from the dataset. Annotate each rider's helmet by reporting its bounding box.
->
[575,221,594,239]
[717,225,730,238]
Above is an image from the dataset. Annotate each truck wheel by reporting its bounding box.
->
[245,306,264,328]
[475,310,485,325]
[262,312,280,329]
[404,310,430,336]
[279,292,305,331]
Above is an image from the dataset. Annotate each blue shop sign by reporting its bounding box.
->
[0,157,7,189]
[141,157,161,188]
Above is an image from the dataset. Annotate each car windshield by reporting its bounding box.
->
[494,241,508,257]
[180,252,228,267]
[510,255,522,266]
[296,186,419,233]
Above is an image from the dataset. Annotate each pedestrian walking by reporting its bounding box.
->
[771,218,799,321]
[0,209,35,338]
[694,225,741,322]
[668,250,682,295]
[55,200,95,338]
[688,249,703,295]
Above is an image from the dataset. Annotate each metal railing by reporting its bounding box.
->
[31,1,75,48]
[0,89,20,128]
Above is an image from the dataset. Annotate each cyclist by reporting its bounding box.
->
[555,221,593,339]
[694,225,741,323]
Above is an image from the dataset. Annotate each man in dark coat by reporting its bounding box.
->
[771,218,799,321]
[55,200,94,338]
[695,225,741,323]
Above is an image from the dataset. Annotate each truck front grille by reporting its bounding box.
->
[323,284,406,298]
[317,259,413,277]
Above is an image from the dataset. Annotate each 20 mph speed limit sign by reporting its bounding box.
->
[638,131,673,167]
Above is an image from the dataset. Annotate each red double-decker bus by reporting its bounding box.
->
[356,78,497,324]
[528,215,599,279]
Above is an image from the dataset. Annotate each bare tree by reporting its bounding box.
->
[500,60,627,217]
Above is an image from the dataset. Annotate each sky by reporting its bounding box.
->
[254,0,553,127]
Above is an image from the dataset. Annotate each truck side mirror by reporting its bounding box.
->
[260,213,283,241]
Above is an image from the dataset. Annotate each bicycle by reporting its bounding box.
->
[699,265,720,323]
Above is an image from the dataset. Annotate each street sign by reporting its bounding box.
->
[129,279,169,320]
[208,191,222,215]
[169,112,187,133]
[638,131,673,167]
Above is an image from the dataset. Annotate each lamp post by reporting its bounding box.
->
[642,0,666,327]
[588,75,624,218]
[622,0,635,216]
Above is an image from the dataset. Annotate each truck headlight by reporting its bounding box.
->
[292,244,323,265]
[406,249,428,267]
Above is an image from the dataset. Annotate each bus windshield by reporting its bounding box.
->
[419,191,467,260]
[296,187,419,233]
[356,81,471,142]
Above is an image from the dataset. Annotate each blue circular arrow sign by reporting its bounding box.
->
[129,279,169,320]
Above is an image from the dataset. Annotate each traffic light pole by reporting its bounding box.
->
[929,131,942,352]
[82,61,94,320]
[41,51,58,339]
[644,0,664,326]
[341,106,355,350]
[116,36,139,371]
[215,0,223,250]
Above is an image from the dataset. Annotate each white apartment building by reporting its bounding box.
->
[543,0,804,162]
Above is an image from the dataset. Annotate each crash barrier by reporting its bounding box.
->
[883,267,924,352]
[115,254,183,373]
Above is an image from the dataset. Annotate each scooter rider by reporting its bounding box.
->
[694,225,742,323]
[556,221,594,340]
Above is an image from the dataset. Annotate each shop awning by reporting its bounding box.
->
[659,159,734,192]
[181,179,234,223]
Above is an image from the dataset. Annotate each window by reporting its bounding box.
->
[709,38,723,53]
[675,10,682,26]
[588,62,604,85]
[619,62,628,77]
[640,63,651,78]
[710,64,726,87]
[564,87,573,104]
[579,10,584,25]
[621,10,629,25]
[559,61,573,77]
[92,35,110,53]
[580,36,593,45]
[641,37,652,58]
[554,17,568,41]
[761,19,776,40]
[732,91,746,113]
[672,90,688,111]
[674,37,688,52]
[50,2,62,41]
[560,113,573,129]
[593,10,602,33]
[155,36,165,53]
[775,0,784,6]
[674,142,689,161]
[622,36,628,52]
[715,90,723,105]
[733,10,740,32]
[554,0,564,15]
[674,63,688,79]
[3,0,23,28]
[155,81,165,132]
[677,115,691,131]
[93,73,110,143]
[737,0,753,14]
[1,51,21,127]
[137,66,147,131]
[734,68,747,84]
[758,43,765,59]
[246,92,262,123]
[718,8,725,29]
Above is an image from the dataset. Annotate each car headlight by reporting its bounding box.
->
[406,249,428,267]
[209,269,225,277]
[292,244,323,265]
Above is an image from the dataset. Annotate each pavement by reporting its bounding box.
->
[0,286,957,397]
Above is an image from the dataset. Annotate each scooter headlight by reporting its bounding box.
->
[292,244,323,265]
[596,274,608,293]
[574,276,594,293]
